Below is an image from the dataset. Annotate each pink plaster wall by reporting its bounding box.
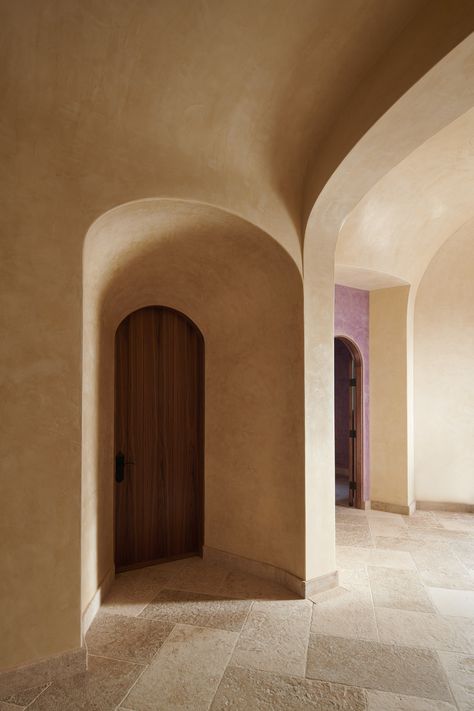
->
[334,285,370,500]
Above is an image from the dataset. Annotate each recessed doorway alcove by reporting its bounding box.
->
[81,198,306,626]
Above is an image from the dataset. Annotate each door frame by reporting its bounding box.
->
[334,335,364,509]
[113,304,205,571]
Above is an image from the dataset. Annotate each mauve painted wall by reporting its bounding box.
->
[334,285,370,500]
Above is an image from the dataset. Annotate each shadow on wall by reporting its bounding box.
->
[81,199,306,617]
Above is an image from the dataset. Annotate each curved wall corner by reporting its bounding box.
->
[414,221,474,506]
[81,199,306,616]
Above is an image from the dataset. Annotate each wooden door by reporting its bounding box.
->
[114,306,204,571]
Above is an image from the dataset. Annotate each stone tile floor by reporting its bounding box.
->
[1,507,473,710]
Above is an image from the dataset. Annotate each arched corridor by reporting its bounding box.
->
[1,1,473,707]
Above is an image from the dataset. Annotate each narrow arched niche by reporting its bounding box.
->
[81,199,305,620]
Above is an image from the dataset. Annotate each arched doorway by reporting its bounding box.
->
[114,305,204,571]
[334,337,363,508]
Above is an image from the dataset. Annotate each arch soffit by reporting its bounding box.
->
[83,197,304,333]
[303,35,474,288]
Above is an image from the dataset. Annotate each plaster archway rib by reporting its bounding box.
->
[303,9,474,249]
[336,106,474,291]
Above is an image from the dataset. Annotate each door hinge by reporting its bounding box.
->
[349,481,357,491]
[349,378,356,387]
[349,429,356,439]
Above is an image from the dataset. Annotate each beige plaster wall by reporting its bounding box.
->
[2,0,471,672]
[414,222,474,505]
[82,200,306,614]
[369,287,411,508]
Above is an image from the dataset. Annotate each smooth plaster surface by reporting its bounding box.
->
[2,0,474,671]
[369,287,410,509]
[414,222,474,505]
[82,200,305,616]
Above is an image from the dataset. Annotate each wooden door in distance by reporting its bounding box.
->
[114,306,204,571]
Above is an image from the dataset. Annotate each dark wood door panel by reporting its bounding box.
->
[114,306,204,571]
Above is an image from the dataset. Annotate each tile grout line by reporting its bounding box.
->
[87,653,148,668]
[434,649,461,710]
[365,563,380,643]
[114,663,149,711]
[305,601,316,679]
[204,609,249,711]
[109,619,181,711]
[20,681,53,710]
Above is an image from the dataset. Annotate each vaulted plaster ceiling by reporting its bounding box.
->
[335,106,474,289]
[2,0,473,278]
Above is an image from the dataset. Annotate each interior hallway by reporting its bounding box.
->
[1,507,472,711]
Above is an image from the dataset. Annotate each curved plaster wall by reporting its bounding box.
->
[414,221,474,505]
[2,0,472,671]
[82,200,305,614]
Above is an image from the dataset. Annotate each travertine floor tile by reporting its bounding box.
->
[448,540,474,571]
[7,509,473,709]
[231,599,312,677]
[435,514,474,534]
[27,655,144,710]
[408,542,473,584]
[365,511,404,521]
[428,587,474,618]
[419,569,474,591]
[211,666,367,710]
[102,568,171,617]
[335,512,371,528]
[85,612,173,663]
[375,607,474,653]
[168,559,229,595]
[367,517,407,539]
[218,571,294,600]
[366,690,456,710]
[306,634,452,701]
[438,651,474,711]
[139,588,251,632]
[373,535,421,552]
[336,524,373,548]
[337,568,371,591]
[368,566,434,612]
[336,545,416,571]
[311,586,378,641]
[404,511,442,529]
[409,527,473,543]
[123,624,237,711]
[0,683,49,707]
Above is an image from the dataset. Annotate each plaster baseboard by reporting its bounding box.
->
[82,566,115,636]
[371,500,416,516]
[202,546,338,599]
[361,500,371,510]
[416,500,474,513]
[304,570,339,598]
[0,647,86,697]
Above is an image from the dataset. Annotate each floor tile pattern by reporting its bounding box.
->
[2,506,473,709]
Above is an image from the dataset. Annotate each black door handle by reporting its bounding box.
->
[115,452,135,482]
[115,451,125,483]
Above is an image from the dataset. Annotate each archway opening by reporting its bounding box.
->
[334,337,363,508]
[114,305,204,572]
